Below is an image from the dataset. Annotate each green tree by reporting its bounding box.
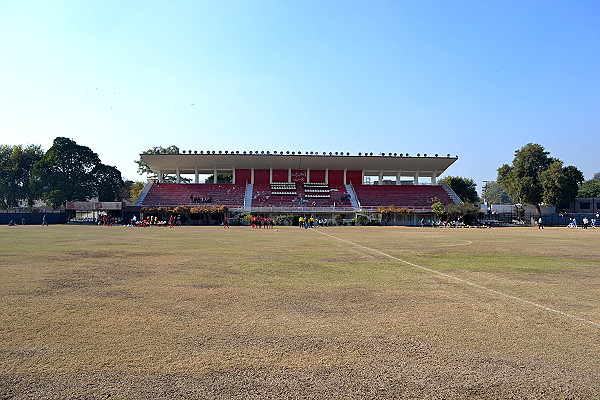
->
[354,215,367,226]
[31,137,125,208]
[578,172,600,198]
[431,201,446,220]
[204,174,233,183]
[497,143,552,211]
[540,161,584,207]
[445,203,480,224]
[93,164,126,202]
[334,214,344,225]
[438,176,479,203]
[498,143,582,212]
[482,181,513,205]
[0,144,44,208]
[135,145,190,183]
[127,181,146,203]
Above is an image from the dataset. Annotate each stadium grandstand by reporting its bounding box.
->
[135,151,461,225]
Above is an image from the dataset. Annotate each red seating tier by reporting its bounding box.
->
[353,184,454,209]
[140,182,454,210]
[142,183,246,207]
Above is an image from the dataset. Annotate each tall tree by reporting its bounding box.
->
[497,143,582,212]
[31,137,125,208]
[540,161,584,207]
[204,174,233,183]
[127,181,146,203]
[93,164,126,202]
[0,144,44,208]
[497,143,553,211]
[578,172,600,198]
[482,181,513,205]
[135,145,190,183]
[445,203,480,224]
[438,176,479,203]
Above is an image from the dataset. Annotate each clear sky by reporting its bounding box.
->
[1,1,598,191]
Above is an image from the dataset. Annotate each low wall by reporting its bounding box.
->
[0,212,66,225]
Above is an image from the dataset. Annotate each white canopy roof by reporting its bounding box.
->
[141,153,458,176]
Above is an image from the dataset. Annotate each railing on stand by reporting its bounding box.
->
[345,182,360,208]
[134,181,154,206]
[441,183,462,204]
[250,206,356,213]
[244,183,253,212]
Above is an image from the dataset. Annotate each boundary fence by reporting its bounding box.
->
[479,212,599,227]
[0,210,67,225]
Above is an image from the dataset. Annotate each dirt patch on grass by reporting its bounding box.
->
[1,347,595,399]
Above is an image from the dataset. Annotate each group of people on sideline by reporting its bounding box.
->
[298,216,328,228]
[567,217,596,229]
[6,212,599,229]
[126,215,182,227]
[6,215,49,226]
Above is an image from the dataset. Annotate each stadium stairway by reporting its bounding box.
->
[133,182,153,206]
[441,183,463,204]
[244,183,253,211]
[345,183,360,208]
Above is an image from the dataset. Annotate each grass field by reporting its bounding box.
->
[1,225,598,399]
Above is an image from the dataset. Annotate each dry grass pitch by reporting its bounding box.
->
[1,225,598,399]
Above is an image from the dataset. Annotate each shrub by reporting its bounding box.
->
[275,215,290,226]
[334,214,343,225]
[355,215,368,226]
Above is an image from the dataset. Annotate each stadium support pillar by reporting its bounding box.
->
[288,167,291,183]
[307,168,310,183]
[251,167,255,184]
[325,168,329,184]
[158,169,163,183]
[195,167,199,184]
[343,169,347,185]
[396,170,402,185]
[269,167,273,184]
[432,170,437,185]
[176,168,181,184]
[379,170,384,185]
[214,167,217,183]
[232,167,236,184]
[414,171,419,184]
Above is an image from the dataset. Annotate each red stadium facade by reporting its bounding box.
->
[136,151,461,225]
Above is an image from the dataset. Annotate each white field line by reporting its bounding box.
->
[440,240,472,247]
[314,230,600,329]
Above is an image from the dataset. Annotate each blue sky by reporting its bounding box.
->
[1,1,598,190]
